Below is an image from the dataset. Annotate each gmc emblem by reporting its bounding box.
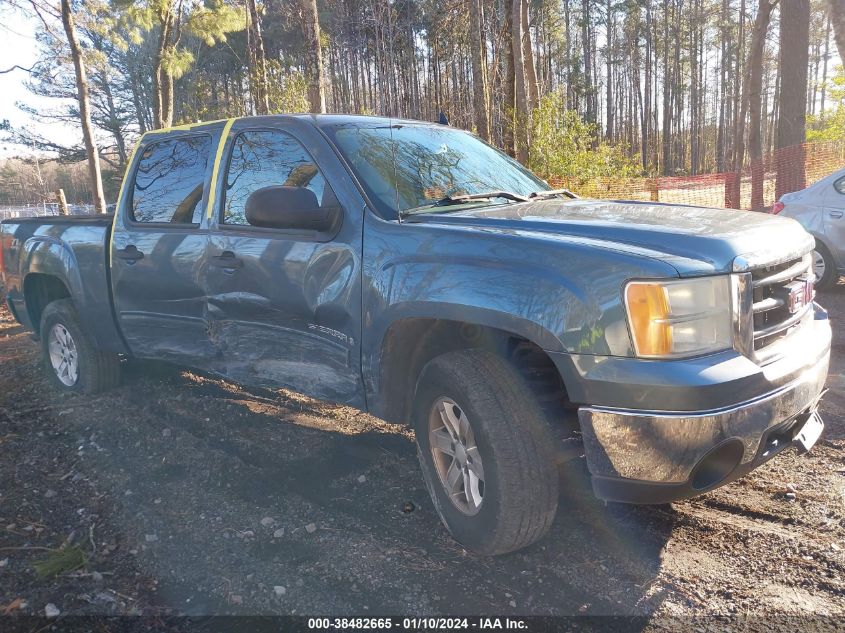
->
[787,277,814,314]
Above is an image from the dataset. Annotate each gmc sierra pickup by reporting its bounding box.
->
[0,115,831,555]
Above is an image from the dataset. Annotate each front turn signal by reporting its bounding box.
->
[624,283,673,356]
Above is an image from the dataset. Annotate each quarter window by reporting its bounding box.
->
[131,135,211,224]
[223,130,334,226]
[834,176,845,195]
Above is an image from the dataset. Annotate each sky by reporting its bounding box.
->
[0,6,79,158]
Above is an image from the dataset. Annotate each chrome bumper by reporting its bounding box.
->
[577,320,830,503]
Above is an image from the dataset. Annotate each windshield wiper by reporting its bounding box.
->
[400,190,530,218]
[528,188,579,200]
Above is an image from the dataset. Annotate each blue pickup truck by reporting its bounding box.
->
[0,115,831,554]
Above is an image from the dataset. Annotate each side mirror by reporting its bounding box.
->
[244,186,341,233]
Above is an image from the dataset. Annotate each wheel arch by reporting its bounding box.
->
[811,233,842,271]
[23,273,72,337]
[369,314,572,427]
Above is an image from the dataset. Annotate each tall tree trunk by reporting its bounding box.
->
[162,68,174,127]
[690,0,700,174]
[716,0,730,172]
[729,0,755,208]
[60,0,106,213]
[776,0,810,198]
[101,76,128,166]
[511,0,529,163]
[247,0,270,114]
[469,0,490,139]
[605,0,613,140]
[563,0,573,109]
[521,0,540,110]
[748,0,777,210]
[829,0,845,61]
[643,3,652,172]
[503,3,516,156]
[151,11,172,129]
[581,0,595,122]
[129,73,148,134]
[661,0,671,175]
[300,0,326,113]
[821,14,831,112]
[730,0,747,171]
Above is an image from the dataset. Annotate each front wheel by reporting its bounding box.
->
[412,350,559,555]
[40,299,121,394]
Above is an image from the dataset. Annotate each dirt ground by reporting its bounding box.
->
[0,285,843,625]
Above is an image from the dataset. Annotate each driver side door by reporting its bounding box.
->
[204,121,365,407]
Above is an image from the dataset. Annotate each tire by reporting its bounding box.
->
[40,299,121,394]
[412,349,559,555]
[813,242,838,291]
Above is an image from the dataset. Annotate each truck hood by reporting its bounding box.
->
[406,198,814,275]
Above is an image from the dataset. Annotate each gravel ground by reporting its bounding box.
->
[0,286,843,623]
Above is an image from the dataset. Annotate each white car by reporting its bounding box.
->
[773,166,845,289]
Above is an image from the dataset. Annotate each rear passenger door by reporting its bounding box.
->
[205,120,365,407]
[111,130,217,365]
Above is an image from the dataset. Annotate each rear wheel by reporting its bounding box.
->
[40,299,121,393]
[813,242,838,290]
[412,349,559,555]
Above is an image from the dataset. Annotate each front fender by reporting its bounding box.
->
[366,238,667,359]
[360,217,683,415]
[370,256,598,355]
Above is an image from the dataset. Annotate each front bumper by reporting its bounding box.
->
[576,310,831,504]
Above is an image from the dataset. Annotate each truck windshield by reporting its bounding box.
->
[323,123,550,219]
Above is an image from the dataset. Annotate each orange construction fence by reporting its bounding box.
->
[548,140,845,211]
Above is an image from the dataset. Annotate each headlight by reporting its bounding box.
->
[624,276,733,358]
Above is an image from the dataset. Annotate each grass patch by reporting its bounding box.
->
[33,546,87,579]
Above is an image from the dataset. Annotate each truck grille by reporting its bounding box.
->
[750,254,814,351]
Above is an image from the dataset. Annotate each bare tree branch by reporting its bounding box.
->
[0,64,35,74]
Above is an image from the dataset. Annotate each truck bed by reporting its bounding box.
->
[0,215,124,353]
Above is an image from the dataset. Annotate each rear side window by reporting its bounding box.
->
[835,176,845,195]
[131,135,211,224]
[223,129,333,225]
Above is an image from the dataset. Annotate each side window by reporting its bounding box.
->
[131,135,211,224]
[835,176,845,195]
[223,129,334,226]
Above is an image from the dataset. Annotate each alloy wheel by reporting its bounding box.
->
[48,323,79,387]
[428,396,486,515]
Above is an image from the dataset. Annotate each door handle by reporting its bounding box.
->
[115,245,144,262]
[210,251,243,270]
[829,210,843,219]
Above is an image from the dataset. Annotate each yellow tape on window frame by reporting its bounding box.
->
[206,118,237,220]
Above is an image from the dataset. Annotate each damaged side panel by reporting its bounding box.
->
[108,117,366,407]
[202,117,367,407]
[110,129,219,366]
[112,229,215,364]
[204,235,363,406]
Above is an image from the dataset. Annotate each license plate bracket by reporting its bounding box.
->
[794,409,824,452]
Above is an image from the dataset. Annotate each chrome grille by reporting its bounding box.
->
[750,253,814,351]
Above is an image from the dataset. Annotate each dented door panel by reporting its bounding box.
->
[204,234,361,402]
[111,127,222,365]
[112,229,214,362]
[204,118,366,407]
